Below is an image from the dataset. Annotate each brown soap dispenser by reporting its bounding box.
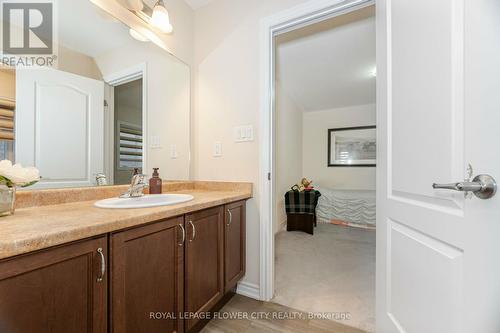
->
[149,168,162,194]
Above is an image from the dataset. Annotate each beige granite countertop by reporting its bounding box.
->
[0,182,252,260]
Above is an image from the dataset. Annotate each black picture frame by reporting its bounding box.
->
[327,125,376,167]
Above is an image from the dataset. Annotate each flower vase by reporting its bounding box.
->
[0,185,16,217]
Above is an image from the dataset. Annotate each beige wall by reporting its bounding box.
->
[58,45,103,81]
[193,0,310,289]
[275,84,303,232]
[0,69,15,100]
[303,104,376,190]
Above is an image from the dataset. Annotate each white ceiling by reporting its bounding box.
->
[183,0,214,10]
[276,6,376,112]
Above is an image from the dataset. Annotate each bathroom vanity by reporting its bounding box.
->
[0,181,251,333]
[0,1,252,332]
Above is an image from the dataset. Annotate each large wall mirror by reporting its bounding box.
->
[0,0,190,189]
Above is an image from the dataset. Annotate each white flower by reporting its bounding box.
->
[0,160,40,187]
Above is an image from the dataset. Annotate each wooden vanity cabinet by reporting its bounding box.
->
[0,201,246,333]
[109,203,245,333]
[0,236,108,333]
[184,206,225,332]
[110,216,184,333]
[224,201,246,292]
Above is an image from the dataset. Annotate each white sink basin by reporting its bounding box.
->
[94,194,194,209]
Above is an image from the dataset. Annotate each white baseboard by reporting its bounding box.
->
[236,281,261,300]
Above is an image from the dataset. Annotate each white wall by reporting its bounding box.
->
[302,104,376,190]
[193,0,308,289]
[96,42,191,180]
[275,84,303,232]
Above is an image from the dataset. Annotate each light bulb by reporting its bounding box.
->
[129,28,149,42]
[151,1,173,34]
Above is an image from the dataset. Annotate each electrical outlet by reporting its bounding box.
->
[214,142,222,157]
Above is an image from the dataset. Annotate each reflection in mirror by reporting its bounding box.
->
[1,0,190,189]
[114,79,143,185]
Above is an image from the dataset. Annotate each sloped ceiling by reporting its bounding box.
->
[276,5,376,112]
[59,0,133,58]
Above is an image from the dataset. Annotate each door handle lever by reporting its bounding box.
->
[432,182,483,192]
[433,174,497,199]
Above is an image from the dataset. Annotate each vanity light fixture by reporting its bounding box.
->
[129,28,149,42]
[151,0,173,34]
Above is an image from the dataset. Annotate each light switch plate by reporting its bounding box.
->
[234,125,254,142]
[150,136,161,149]
[214,142,222,157]
[170,145,178,159]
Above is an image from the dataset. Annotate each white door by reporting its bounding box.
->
[16,68,104,188]
[376,0,500,332]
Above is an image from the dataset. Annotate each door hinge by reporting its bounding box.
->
[268,172,271,181]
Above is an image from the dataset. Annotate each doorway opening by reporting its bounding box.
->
[265,2,376,332]
[104,65,147,186]
[112,78,144,185]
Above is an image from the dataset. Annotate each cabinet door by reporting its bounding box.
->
[111,217,184,333]
[0,237,108,333]
[185,206,224,332]
[224,201,246,292]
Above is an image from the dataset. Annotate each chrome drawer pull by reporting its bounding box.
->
[96,247,105,282]
[189,220,196,242]
[178,224,186,246]
[227,209,232,226]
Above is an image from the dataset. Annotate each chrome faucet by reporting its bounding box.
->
[120,174,148,198]
[95,173,108,186]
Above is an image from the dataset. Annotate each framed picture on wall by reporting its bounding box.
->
[328,126,376,167]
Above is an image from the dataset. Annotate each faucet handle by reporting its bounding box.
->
[131,173,146,184]
[120,173,150,198]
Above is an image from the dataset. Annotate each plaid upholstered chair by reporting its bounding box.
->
[284,190,321,235]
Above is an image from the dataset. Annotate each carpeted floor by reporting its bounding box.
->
[273,223,376,332]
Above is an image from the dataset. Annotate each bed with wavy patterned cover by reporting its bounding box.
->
[315,187,376,229]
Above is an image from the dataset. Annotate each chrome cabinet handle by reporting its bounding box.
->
[96,247,106,282]
[227,209,232,226]
[177,224,186,246]
[433,174,497,199]
[188,220,196,242]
